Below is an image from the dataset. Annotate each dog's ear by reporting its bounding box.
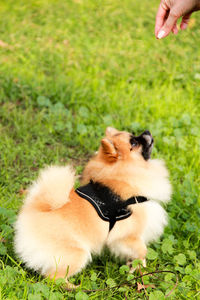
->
[100,138,118,162]
[105,127,119,137]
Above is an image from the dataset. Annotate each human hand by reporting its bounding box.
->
[155,0,200,39]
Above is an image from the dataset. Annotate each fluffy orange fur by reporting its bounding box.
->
[14,127,171,287]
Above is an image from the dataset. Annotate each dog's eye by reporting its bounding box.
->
[130,137,138,150]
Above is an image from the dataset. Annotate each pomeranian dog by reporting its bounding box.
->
[14,127,171,287]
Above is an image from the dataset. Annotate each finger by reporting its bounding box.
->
[157,11,179,39]
[155,3,168,37]
[171,23,178,34]
[180,13,191,30]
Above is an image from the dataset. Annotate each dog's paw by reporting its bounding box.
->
[126,258,146,273]
[64,281,80,290]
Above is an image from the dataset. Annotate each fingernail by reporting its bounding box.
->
[157,30,165,39]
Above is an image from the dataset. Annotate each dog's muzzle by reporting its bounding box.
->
[135,130,154,160]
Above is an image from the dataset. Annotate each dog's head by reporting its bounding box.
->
[82,127,171,201]
[100,127,154,163]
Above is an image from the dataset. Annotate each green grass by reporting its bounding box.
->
[0,0,200,298]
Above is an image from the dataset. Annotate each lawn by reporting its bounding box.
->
[0,0,200,299]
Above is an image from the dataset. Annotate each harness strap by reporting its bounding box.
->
[75,182,148,231]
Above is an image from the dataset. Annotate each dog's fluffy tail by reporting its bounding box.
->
[24,165,75,210]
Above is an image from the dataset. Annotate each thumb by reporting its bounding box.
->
[157,12,179,39]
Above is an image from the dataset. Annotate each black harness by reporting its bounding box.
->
[75,181,148,231]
